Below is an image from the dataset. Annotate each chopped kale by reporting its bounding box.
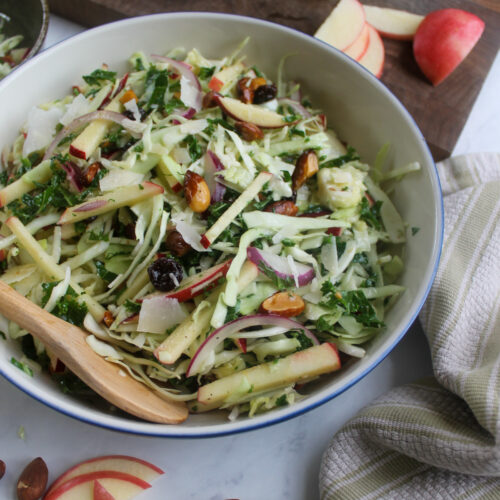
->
[124,299,141,314]
[360,196,383,231]
[41,283,88,326]
[134,57,145,71]
[320,281,383,328]
[164,96,186,115]
[203,117,237,136]
[275,394,289,407]
[258,262,294,290]
[319,146,360,169]
[225,300,241,322]
[184,135,203,161]
[10,357,33,377]
[140,66,169,111]
[95,260,117,283]
[198,66,216,79]
[82,68,117,86]
[288,330,314,351]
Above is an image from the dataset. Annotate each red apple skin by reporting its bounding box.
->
[413,9,485,86]
[93,480,115,500]
[45,455,163,496]
[44,471,150,500]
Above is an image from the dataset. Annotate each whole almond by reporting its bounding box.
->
[264,200,298,216]
[0,459,5,480]
[235,121,264,142]
[292,150,319,192]
[17,457,48,500]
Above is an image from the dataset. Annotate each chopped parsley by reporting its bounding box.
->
[140,66,169,111]
[411,227,420,236]
[95,260,117,283]
[275,394,289,407]
[288,330,314,351]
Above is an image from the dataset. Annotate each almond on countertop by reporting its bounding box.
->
[17,457,48,500]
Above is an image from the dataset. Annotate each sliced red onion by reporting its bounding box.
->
[74,200,107,212]
[61,161,84,193]
[113,72,129,98]
[247,247,314,287]
[151,54,202,112]
[171,107,196,125]
[186,314,319,376]
[204,150,226,203]
[278,98,311,119]
[98,88,113,110]
[43,110,146,161]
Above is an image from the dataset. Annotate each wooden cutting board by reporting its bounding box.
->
[48,0,500,161]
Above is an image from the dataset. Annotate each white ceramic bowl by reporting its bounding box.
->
[0,13,443,437]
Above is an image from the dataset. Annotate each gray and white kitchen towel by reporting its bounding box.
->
[320,153,500,499]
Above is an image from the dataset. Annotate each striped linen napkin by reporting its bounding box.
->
[320,153,500,499]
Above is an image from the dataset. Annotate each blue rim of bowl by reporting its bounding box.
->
[0,11,444,438]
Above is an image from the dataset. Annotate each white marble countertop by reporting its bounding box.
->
[0,14,498,500]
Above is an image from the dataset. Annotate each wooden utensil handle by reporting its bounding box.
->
[0,280,188,423]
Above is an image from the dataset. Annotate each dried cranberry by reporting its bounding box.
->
[148,257,184,291]
[253,84,277,104]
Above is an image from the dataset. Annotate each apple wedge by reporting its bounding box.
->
[315,0,366,51]
[358,25,385,78]
[201,171,272,248]
[344,23,370,61]
[69,95,122,160]
[141,259,232,303]
[43,471,150,500]
[413,8,485,86]
[57,182,163,224]
[45,455,163,497]
[198,342,341,407]
[215,96,289,128]
[364,6,424,40]
[208,61,246,92]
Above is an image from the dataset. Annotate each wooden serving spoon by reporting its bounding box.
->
[0,280,188,424]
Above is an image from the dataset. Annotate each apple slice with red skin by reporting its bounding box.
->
[413,8,485,86]
[94,481,115,500]
[43,471,150,500]
[214,96,290,128]
[139,259,232,303]
[315,0,366,51]
[208,62,246,92]
[358,25,385,78]
[197,342,341,407]
[45,455,163,497]
[344,23,370,61]
[364,6,424,41]
[58,182,164,225]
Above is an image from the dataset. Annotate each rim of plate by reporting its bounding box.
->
[0,11,444,438]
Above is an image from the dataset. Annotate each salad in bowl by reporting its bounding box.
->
[0,40,419,421]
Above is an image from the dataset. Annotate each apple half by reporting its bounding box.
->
[315,0,366,51]
[364,5,424,41]
[45,455,163,497]
[215,96,289,128]
[358,25,385,78]
[413,8,485,86]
